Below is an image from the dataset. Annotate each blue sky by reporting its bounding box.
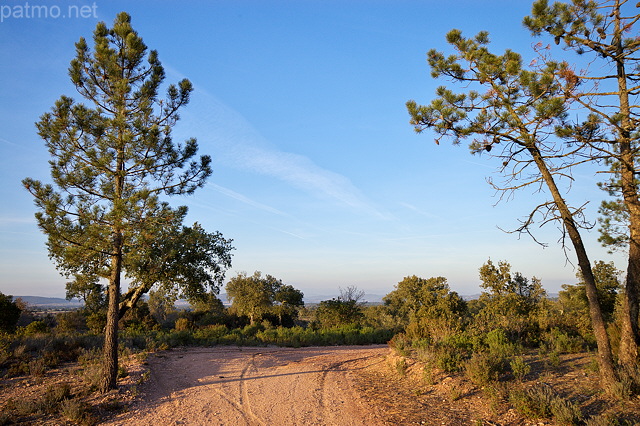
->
[0,0,626,299]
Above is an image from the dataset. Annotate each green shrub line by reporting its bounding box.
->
[0,324,394,380]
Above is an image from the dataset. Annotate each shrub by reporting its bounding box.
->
[422,363,436,385]
[485,328,518,357]
[435,345,467,373]
[510,356,531,381]
[85,312,106,334]
[388,333,411,356]
[18,382,74,414]
[241,323,264,337]
[192,324,229,343]
[585,413,637,426]
[28,357,46,377]
[55,311,87,333]
[433,332,473,373]
[395,358,408,377]
[0,293,22,333]
[60,398,92,424]
[20,321,50,337]
[541,328,585,354]
[465,352,508,386]
[509,384,582,425]
[173,317,192,332]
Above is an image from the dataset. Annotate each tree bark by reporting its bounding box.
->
[528,145,618,390]
[100,235,122,393]
[613,1,640,366]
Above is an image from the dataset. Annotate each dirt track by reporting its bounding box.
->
[105,345,389,425]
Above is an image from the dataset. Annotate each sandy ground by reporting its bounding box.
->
[104,345,390,426]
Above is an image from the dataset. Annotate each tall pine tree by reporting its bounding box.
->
[406,29,618,390]
[23,12,232,391]
[523,0,640,368]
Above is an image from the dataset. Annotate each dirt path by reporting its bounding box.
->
[105,345,390,426]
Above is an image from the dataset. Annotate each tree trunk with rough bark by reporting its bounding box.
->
[529,145,618,390]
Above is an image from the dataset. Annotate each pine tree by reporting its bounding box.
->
[406,28,618,390]
[23,12,232,391]
[523,0,640,368]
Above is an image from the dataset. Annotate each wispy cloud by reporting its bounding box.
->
[399,202,442,220]
[0,216,36,225]
[169,74,388,220]
[208,183,287,216]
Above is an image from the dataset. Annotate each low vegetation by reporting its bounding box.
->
[2,257,639,424]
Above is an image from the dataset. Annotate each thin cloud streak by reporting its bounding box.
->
[174,79,390,220]
[208,183,287,216]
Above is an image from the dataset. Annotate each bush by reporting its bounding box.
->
[28,357,46,377]
[0,293,22,334]
[509,384,582,425]
[432,332,473,373]
[465,352,508,385]
[510,356,531,381]
[541,328,585,354]
[55,311,87,333]
[485,328,519,357]
[85,312,106,334]
[388,333,411,356]
[20,321,50,337]
[395,358,408,377]
[60,398,92,424]
[192,324,229,343]
[173,318,192,332]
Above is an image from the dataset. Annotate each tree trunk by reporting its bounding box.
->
[613,2,640,366]
[528,145,618,391]
[100,236,122,393]
[618,152,640,366]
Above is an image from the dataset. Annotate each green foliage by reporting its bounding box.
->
[23,12,230,306]
[523,0,640,373]
[0,293,22,334]
[362,304,404,331]
[315,298,363,328]
[395,357,408,377]
[119,302,158,333]
[475,260,546,345]
[20,321,51,337]
[55,310,88,333]
[385,276,468,345]
[485,328,520,358]
[465,352,508,386]
[509,384,582,425]
[147,289,178,327]
[23,12,233,390]
[6,383,74,417]
[558,261,622,339]
[226,271,302,326]
[585,414,638,426]
[388,333,411,357]
[434,332,474,373]
[85,312,106,334]
[510,356,531,382]
[541,328,585,355]
[173,318,192,332]
[65,274,105,314]
[60,398,92,425]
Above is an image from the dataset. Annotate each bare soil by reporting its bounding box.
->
[105,345,388,426]
[2,345,640,425]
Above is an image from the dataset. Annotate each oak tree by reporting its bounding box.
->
[225,271,283,325]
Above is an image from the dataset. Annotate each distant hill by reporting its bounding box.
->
[16,292,557,309]
[16,296,83,309]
